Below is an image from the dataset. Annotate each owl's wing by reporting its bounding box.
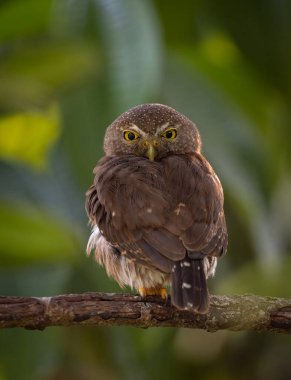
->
[162,154,228,259]
[86,155,185,273]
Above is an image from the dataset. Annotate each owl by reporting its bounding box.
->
[86,103,227,313]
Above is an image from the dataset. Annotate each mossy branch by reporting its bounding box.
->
[0,292,290,333]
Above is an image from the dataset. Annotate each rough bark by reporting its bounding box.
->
[0,292,290,333]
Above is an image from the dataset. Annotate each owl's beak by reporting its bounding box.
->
[146,144,157,161]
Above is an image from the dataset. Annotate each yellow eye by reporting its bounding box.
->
[123,130,139,141]
[162,128,177,140]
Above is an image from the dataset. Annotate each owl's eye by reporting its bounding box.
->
[124,130,139,141]
[162,128,177,140]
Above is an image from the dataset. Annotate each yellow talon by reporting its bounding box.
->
[159,288,168,299]
[138,287,168,299]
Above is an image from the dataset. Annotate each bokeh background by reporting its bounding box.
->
[0,0,291,379]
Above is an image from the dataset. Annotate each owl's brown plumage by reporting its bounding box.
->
[86,103,227,313]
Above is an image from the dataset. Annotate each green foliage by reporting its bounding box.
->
[0,0,290,379]
[0,201,77,264]
[0,0,52,42]
[0,105,59,168]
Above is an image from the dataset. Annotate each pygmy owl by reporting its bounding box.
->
[86,103,227,313]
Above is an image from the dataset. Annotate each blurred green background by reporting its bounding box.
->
[0,0,291,379]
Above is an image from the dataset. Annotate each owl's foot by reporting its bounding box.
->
[138,287,168,299]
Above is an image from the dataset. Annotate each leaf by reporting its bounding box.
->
[0,0,52,42]
[177,33,283,134]
[0,42,99,108]
[0,201,78,264]
[0,105,60,169]
[94,0,163,112]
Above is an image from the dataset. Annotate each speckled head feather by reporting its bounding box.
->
[104,103,202,159]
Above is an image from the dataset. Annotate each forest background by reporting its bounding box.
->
[0,1,290,379]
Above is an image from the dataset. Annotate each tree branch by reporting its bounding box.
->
[0,292,290,333]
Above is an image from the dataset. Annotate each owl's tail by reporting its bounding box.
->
[171,258,209,313]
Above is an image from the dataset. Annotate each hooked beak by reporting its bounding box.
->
[145,143,157,161]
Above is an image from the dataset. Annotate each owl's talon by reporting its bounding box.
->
[138,287,168,299]
[159,288,168,299]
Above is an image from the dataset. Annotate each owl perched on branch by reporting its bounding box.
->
[86,103,227,313]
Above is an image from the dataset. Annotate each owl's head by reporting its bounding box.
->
[103,104,201,160]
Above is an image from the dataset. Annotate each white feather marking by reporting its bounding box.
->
[183,261,190,267]
[174,202,186,216]
[86,226,101,256]
[182,282,192,289]
[155,122,169,135]
[204,257,217,278]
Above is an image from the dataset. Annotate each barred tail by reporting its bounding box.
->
[171,257,209,313]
